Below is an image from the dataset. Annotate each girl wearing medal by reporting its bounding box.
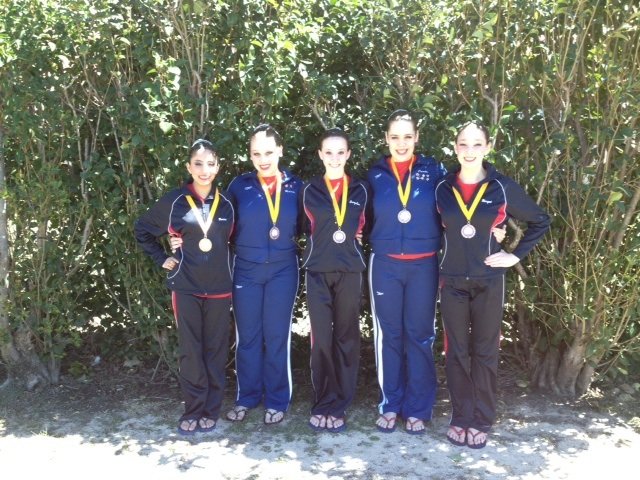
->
[435,122,550,449]
[300,128,368,433]
[367,110,448,435]
[224,124,303,425]
[134,139,234,435]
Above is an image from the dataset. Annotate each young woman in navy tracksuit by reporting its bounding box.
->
[436,122,550,449]
[134,139,234,435]
[300,129,368,433]
[367,110,447,435]
[225,124,303,425]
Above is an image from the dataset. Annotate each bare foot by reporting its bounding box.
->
[376,412,397,432]
[467,427,488,449]
[446,426,466,446]
[264,409,284,425]
[405,417,425,435]
[309,414,326,430]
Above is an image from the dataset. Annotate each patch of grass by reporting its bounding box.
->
[449,453,465,464]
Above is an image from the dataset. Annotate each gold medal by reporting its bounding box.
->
[199,238,213,251]
[186,190,220,251]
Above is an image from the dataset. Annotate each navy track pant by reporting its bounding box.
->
[369,253,438,420]
[440,275,505,432]
[171,292,231,421]
[232,256,299,412]
[306,270,362,418]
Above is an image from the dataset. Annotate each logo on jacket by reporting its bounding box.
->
[376,291,384,296]
[414,172,430,181]
[481,199,493,204]
[218,217,228,222]
[349,200,361,206]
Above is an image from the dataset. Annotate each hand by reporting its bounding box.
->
[169,235,183,253]
[492,225,507,243]
[162,256,179,270]
[355,232,363,245]
[484,250,520,268]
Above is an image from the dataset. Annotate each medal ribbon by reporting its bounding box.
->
[390,156,416,208]
[186,189,220,238]
[258,173,282,225]
[452,182,489,222]
[324,175,349,229]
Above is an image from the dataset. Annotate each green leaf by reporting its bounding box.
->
[607,191,623,205]
[159,121,174,133]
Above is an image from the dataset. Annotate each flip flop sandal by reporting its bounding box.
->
[226,405,249,422]
[198,417,216,433]
[264,409,284,425]
[466,428,488,449]
[446,426,467,447]
[376,412,397,433]
[308,414,326,432]
[177,418,198,436]
[405,417,426,435]
[326,415,347,433]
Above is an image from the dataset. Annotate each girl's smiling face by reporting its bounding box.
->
[454,123,491,168]
[319,136,351,177]
[250,131,283,177]
[385,119,418,162]
[187,149,219,190]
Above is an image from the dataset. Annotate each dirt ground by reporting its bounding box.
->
[1,360,639,480]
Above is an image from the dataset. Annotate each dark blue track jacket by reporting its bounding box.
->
[435,162,550,279]
[227,169,303,263]
[300,175,368,272]
[134,181,234,295]
[367,154,447,255]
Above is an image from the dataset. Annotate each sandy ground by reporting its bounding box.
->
[1,369,639,480]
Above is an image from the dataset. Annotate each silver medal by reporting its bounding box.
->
[269,226,280,240]
[397,209,412,223]
[461,224,476,239]
[332,230,346,244]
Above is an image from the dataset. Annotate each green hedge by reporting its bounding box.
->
[1,0,638,395]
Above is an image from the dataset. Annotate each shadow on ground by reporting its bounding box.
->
[1,358,639,480]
